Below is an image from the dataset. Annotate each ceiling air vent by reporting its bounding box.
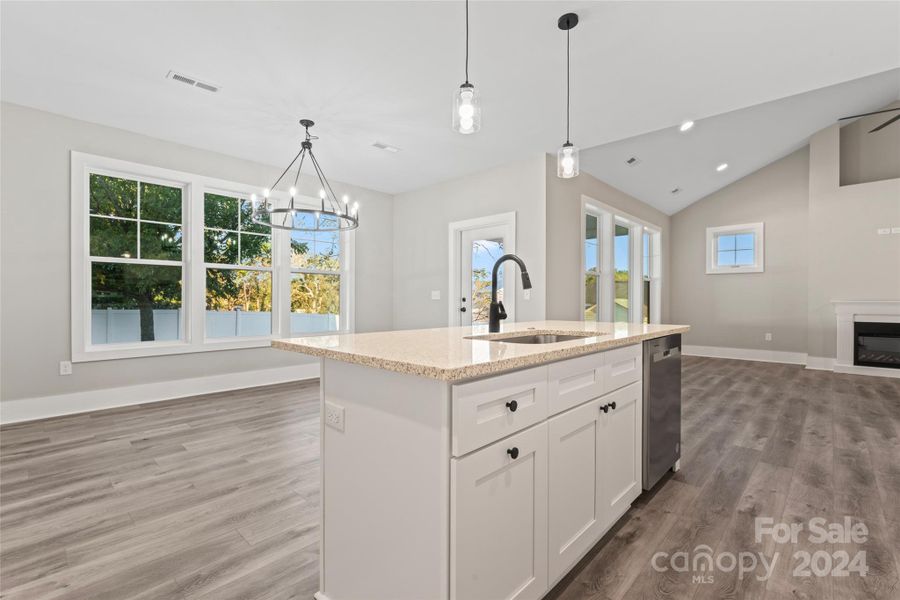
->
[670,187,682,195]
[166,70,220,93]
[625,156,640,166]
[372,142,401,153]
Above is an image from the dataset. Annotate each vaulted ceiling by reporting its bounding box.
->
[2,1,898,212]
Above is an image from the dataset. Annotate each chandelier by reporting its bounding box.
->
[252,119,358,232]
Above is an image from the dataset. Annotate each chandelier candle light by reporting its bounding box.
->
[251,119,358,232]
[557,12,579,178]
[452,0,481,134]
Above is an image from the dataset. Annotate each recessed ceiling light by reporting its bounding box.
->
[679,120,694,132]
[716,163,729,172]
[372,142,401,153]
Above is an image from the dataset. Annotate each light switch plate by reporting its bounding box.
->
[892,227,900,234]
[59,360,72,375]
[877,228,891,235]
[431,290,441,300]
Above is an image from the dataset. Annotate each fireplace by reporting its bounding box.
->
[854,322,900,369]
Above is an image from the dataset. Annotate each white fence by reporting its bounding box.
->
[91,309,339,344]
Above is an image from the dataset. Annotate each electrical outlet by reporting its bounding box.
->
[324,401,345,432]
[764,333,773,342]
[59,360,73,375]
[523,289,531,300]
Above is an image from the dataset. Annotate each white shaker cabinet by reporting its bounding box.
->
[451,422,548,600]
[598,381,643,522]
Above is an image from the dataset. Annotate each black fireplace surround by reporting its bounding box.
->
[854,321,900,369]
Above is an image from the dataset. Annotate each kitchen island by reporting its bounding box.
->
[274,320,689,600]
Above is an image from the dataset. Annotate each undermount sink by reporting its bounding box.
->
[492,333,595,344]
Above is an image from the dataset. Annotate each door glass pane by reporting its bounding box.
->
[471,238,504,324]
[585,214,599,321]
[91,263,182,344]
[614,224,630,323]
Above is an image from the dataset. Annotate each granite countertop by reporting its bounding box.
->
[272,320,690,382]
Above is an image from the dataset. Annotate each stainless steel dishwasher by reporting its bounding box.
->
[642,334,682,490]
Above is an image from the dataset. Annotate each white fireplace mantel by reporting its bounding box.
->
[832,300,900,378]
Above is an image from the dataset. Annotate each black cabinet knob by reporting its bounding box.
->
[460,307,467,313]
[506,400,518,412]
[507,447,519,459]
[610,401,617,410]
[600,404,610,413]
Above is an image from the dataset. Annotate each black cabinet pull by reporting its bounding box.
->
[600,404,610,413]
[460,307,467,313]
[506,400,518,412]
[610,401,617,410]
[507,447,519,459]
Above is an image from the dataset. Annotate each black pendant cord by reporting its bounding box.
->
[566,28,570,144]
[464,0,470,84]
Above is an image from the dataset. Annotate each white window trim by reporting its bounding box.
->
[71,151,354,363]
[581,195,663,324]
[705,222,764,275]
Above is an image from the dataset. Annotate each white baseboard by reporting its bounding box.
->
[805,356,836,371]
[0,362,320,425]
[682,345,808,365]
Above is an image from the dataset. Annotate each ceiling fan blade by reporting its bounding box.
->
[869,113,900,133]
[838,107,900,121]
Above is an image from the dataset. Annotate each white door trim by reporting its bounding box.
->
[448,212,517,326]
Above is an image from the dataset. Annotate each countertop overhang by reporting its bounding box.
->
[273,321,690,382]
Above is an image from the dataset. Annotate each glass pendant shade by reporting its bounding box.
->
[452,83,481,134]
[557,143,579,178]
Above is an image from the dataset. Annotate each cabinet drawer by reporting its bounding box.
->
[452,366,548,456]
[601,344,642,394]
[548,352,603,416]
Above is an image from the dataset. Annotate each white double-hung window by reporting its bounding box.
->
[582,197,662,325]
[71,152,354,362]
[706,223,764,274]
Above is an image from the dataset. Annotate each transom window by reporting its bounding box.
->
[72,152,354,362]
[706,223,764,274]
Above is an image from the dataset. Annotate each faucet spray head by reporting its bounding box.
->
[521,271,532,290]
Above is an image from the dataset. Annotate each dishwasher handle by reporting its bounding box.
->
[652,347,681,363]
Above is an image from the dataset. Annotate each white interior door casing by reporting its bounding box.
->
[451,422,548,600]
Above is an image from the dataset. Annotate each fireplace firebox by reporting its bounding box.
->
[854,321,900,369]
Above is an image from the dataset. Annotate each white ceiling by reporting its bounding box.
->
[580,69,900,214]
[2,1,899,210]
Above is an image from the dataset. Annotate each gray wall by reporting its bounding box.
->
[808,116,900,360]
[0,102,394,401]
[545,155,672,323]
[670,148,810,353]
[391,155,547,330]
[840,100,900,186]
[670,106,900,360]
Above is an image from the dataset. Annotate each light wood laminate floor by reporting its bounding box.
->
[2,357,899,600]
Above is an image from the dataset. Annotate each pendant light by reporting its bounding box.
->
[557,12,579,178]
[251,119,358,232]
[452,0,481,134]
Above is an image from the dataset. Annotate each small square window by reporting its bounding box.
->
[706,223,764,274]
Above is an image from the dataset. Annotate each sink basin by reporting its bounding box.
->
[492,333,594,344]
